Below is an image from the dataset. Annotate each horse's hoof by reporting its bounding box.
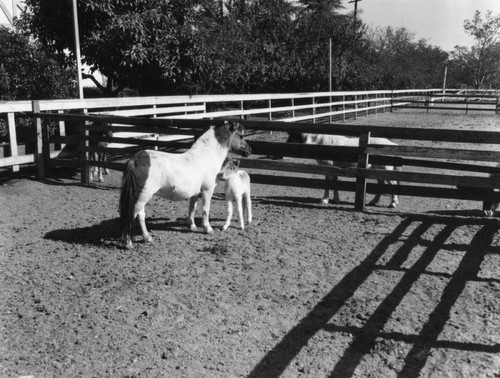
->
[222,225,229,231]
[320,199,329,204]
[121,239,133,249]
[143,234,153,244]
[190,224,198,232]
[204,226,214,234]
[483,210,495,217]
[388,203,398,209]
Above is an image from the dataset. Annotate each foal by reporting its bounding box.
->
[218,159,252,231]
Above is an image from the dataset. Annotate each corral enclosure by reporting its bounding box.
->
[1,109,500,377]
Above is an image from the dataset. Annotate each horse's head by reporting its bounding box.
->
[226,121,252,157]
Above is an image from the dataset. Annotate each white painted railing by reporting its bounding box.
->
[0,89,444,173]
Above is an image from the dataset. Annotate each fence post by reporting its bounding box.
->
[7,112,19,172]
[32,100,49,180]
[312,96,316,124]
[354,132,370,211]
[390,91,394,112]
[354,95,358,120]
[496,96,499,115]
[342,95,346,121]
[79,121,90,185]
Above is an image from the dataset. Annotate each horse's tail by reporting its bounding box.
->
[119,160,137,237]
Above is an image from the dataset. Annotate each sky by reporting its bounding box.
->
[2,0,500,52]
[355,0,500,51]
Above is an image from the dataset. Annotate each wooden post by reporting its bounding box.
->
[7,112,19,172]
[79,121,90,185]
[354,132,370,211]
[496,96,499,115]
[390,90,394,112]
[354,95,358,120]
[342,95,346,121]
[33,100,49,179]
[57,109,66,151]
[312,97,316,124]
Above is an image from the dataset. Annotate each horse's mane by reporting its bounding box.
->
[189,122,235,152]
[214,123,233,148]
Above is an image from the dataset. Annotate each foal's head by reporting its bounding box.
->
[218,159,240,182]
[214,120,252,157]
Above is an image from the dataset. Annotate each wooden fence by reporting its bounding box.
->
[395,91,500,113]
[0,89,443,173]
[28,111,500,211]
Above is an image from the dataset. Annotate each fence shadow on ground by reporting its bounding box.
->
[248,213,500,378]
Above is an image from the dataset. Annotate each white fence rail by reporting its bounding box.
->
[0,88,454,173]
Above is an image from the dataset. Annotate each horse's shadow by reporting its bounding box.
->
[44,216,226,248]
[44,218,123,248]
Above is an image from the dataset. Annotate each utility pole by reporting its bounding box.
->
[71,0,84,99]
[349,0,362,26]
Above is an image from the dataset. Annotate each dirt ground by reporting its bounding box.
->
[1,110,500,377]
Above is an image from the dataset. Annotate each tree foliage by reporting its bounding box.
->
[15,0,494,96]
[448,10,500,88]
[0,26,75,100]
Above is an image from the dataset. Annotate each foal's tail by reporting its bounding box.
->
[119,160,137,237]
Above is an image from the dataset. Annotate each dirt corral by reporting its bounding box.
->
[1,110,500,377]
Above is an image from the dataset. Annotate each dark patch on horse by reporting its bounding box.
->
[129,150,152,192]
[286,131,306,144]
[214,121,234,148]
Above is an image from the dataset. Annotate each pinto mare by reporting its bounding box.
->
[119,121,252,249]
[287,132,400,208]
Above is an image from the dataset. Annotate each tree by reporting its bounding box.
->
[366,26,447,89]
[192,0,299,93]
[0,26,75,100]
[450,10,500,88]
[18,0,202,95]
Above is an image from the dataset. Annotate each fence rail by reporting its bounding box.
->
[2,88,500,212]
[19,110,500,212]
[1,89,448,173]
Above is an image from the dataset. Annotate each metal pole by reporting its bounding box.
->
[442,65,448,94]
[71,0,84,99]
[329,38,333,122]
[329,38,332,93]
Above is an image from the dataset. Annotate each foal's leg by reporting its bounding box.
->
[244,191,252,224]
[235,197,245,230]
[222,199,234,231]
